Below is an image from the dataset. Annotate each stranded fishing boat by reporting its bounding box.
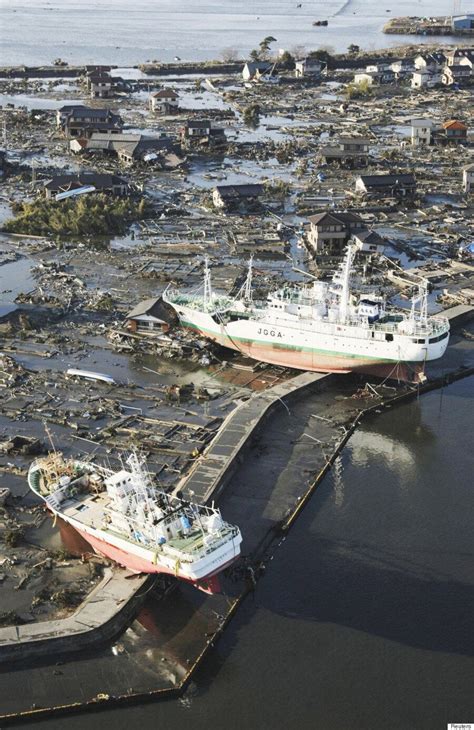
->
[163,246,450,382]
[28,450,242,594]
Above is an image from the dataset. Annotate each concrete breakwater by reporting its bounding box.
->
[383,16,473,36]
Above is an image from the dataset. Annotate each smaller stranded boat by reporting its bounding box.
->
[28,450,242,594]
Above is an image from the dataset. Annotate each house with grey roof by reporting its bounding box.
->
[149,88,179,114]
[124,297,177,335]
[212,183,264,210]
[319,137,370,168]
[294,58,321,78]
[57,105,122,138]
[355,173,416,198]
[351,229,386,255]
[306,211,365,255]
[70,132,183,167]
[181,119,226,146]
[43,172,129,199]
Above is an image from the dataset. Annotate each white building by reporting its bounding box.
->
[149,88,179,114]
[354,72,376,86]
[242,61,273,81]
[411,70,441,89]
[411,119,436,147]
[295,58,322,78]
[351,229,386,255]
[463,164,474,193]
[413,52,446,72]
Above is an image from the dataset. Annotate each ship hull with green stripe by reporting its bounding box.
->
[164,298,450,379]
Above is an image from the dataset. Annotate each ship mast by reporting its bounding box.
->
[339,244,354,323]
[203,256,213,307]
[410,282,428,325]
[243,255,253,302]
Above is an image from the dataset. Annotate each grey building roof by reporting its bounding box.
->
[44,172,128,191]
[215,183,264,198]
[59,105,119,121]
[243,61,273,74]
[308,211,363,226]
[151,88,179,99]
[416,52,446,64]
[444,64,471,73]
[338,136,371,146]
[358,173,416,188]
[320,147,352,158]
[125,297,177,323]
[352,229,385,245]
[70,121,123,133]
[82,133,174,159]
[187,119,211,128]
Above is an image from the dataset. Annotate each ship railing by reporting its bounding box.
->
[327,316,449,337]
[164,525,240,560]
[104,521,237,559]
[164,288,234,313]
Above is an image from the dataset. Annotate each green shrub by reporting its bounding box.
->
[4,194,147,237]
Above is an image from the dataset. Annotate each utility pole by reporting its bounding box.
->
[30,159,36,191]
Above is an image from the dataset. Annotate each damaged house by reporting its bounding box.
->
[124,297,177,335]
[433,119,468,145]
[212,183,264,211]
[319,137,370,168]
[306,211,365,255]
[149,88,179,114]
[294,57,322,78]
[181,119,226,145]
[242,61,274,81]
[70,132,184,168]
[355,173,417,198]
[351,229,386,255]
[57,105,123,138]
[442,64,471,86]
[44,172,129,200]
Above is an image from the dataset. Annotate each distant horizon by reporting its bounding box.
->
[0,0,460,67]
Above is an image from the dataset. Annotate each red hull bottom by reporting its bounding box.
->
[55,516,227,594]
[198,330,426,384]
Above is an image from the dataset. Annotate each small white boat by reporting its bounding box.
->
[66,368,116,385]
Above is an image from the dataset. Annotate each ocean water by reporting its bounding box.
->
[0,0,458,67]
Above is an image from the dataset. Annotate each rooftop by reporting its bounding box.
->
[151,89,179,99]
[44,172,128,190]
[443,119,468,130]
[215,183,264,198]
[308,211,363,226]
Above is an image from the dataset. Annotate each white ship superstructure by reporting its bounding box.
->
[163,247,450,380]
[28,451,242,593]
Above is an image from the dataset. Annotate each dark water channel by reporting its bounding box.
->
[29,376,474,730]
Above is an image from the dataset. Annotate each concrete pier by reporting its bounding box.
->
[179,371,329,503]
[0,568,150,663]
